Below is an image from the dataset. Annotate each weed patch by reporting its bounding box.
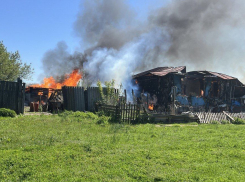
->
[221,120,230,124]
[232,118,245,125]
[96,115,109,125]
[210,120,220,124]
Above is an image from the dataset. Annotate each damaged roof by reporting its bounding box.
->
[187,71,237,80]
[133,66,239,81]
[208,71,236,80]
[133,66,186,78]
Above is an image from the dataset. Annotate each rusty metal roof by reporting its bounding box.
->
[207,71,236,80]
[187,71,237,80]
[133,66,186,78]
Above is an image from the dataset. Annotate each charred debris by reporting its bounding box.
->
[25,87,63,112]
[133,66,245,113]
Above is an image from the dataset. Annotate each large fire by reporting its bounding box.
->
[30,69,82,89]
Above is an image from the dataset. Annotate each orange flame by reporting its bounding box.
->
[148,104,154,111]
[30,69,82,89]
[201,90,204,97]
[37,91,43,96]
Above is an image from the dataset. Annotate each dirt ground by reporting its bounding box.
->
[24,106,53,115]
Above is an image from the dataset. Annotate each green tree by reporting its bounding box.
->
[0,41,33,81]
[97,79,119,105]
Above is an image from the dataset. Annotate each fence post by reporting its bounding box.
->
[62,87,66,110]
[137,104,140,121]
[81,87,85,111]
[124,89,127,103]
[116,104,120,123]
[16,78,22,114]
[21,82,25,114]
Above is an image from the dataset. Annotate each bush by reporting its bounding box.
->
[96,111,120,123]
[96,111,105,117]
[221,120,230,124]
[210,120,220,124]
[232,118,245,125]
[73,111,87,118]
[0,108,16,118]
[85,112,98,120]
[58,110,73,117]
[96,116,110,125]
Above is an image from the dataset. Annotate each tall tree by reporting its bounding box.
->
[0,41,33,81]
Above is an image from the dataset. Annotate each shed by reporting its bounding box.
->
[133,66,186,109]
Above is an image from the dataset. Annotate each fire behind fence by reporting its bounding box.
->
[25,85,245,124]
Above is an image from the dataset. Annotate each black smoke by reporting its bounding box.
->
[42,0,245,84]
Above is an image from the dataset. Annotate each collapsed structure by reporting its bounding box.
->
[133,66,245,113]
[25,87,63,112]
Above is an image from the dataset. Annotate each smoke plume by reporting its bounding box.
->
[42,41,85,82]
[42,0,245,87]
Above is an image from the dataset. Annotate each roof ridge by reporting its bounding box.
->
[133,66,186,78]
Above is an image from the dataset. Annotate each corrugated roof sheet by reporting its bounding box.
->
[187,71,237,80]
[207,71,236,80]
[133,66,186,78]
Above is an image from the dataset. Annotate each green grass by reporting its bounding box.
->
[1,114,245,181]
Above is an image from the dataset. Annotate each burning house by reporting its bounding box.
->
[133,66,245,113]
[25,87,54,105]
[133,66,186,112]
[25,69,82,112]
[182,71,245,112]
[24,63,245,114]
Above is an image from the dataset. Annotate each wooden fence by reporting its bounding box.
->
[119,103,140,123]
[62,86,85,111]
[230,113,245,119]
[195,112,245,123]
[86,87,102,112]
[0,78,25,114]
[98,103,140,123]
[98,106,245,124]
[98,104,120,121]
[86,87,119,112]
[62,86,120,112]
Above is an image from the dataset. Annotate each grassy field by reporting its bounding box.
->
[1,112,245,181]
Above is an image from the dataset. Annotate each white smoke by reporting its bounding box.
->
[84,28,169,90]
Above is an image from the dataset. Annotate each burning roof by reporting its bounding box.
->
[26,69,82,104]
[29,69,82,89]
[133,66,186,78]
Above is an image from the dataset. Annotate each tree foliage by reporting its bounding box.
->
[97,79,119,105]
[0,41,33,81]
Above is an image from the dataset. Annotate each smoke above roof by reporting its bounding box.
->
[42,0,245,86]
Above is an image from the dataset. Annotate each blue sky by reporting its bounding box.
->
[0,0,165,83]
